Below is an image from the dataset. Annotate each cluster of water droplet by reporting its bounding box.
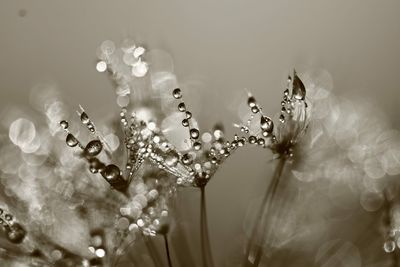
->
[167,88,247,187]
[60,104,178,244]
[0,207,26,244]
[92,39,247,191]
[235,70,309,158]
[61,107,128,192]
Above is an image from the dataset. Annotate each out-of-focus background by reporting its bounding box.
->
[1,1,400,266]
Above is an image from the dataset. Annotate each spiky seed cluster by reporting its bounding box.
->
[236,70,309,159]
[59,41,247,252]
[166,88,246,187]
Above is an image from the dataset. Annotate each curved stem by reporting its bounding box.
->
[200,186,215,267]
[163,234,173,267]
[242,158,286,267]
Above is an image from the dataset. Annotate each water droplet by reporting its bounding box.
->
[60,120,69,130]
[84,140,103,158]
[384,240,396,253]
[260,116,273,133]
[101,164,121,183]
[80,112,89,124]
[178,103,186,112]
[190,129,200,139]
[231,140,238,148]
[182,119,189,127]
[247,96,256,108]
[251,106,259,114]
[279,114,285,123]
[89,166,98,173]
[87,123,95,133]
[181,153,193,165]
[257,138,265,146]
[287,76,292,83]
[238,138,245,147]
[248,136,257,144]
[89,158,105,173]
[5,214,12,221]
[185,111,192,119]
[172,88,182,99]
[165,150,179,167]
[284,89,289,96]
[6,223,26,244]
[66,134,79,147]
[292,71,306,100]
[193,141,202,151]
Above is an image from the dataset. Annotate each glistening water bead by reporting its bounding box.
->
[80,112,90,124]
[193,141,202,150]
[84,140,103,158]
[251,106,259,114]
[60,120,69,130]
[89,158,105,173]
[260,116,273,133]
[101,164,122,183]
[279,114,285,123]
[181,153,193,165]
[384,240,396,253]
[190,129,200,139]
[66,134,79,147]
[6,223,26,244]
[178,103,186,112]
[182,119,189,127]
[247,96,256,108]
[172,88,182,99]
[248,136,257,144]
[101,166,127,190]
[292,72,306,100]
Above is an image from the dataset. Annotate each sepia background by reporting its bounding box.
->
[1,1,400,266]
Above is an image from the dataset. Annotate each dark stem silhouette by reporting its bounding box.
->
[200,186,215,267]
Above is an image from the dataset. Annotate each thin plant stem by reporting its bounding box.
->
[253,168,285,266]
[242,158,286,267]
[143,235,164,267]
[163,234,173,267]
[200,186,215,267]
